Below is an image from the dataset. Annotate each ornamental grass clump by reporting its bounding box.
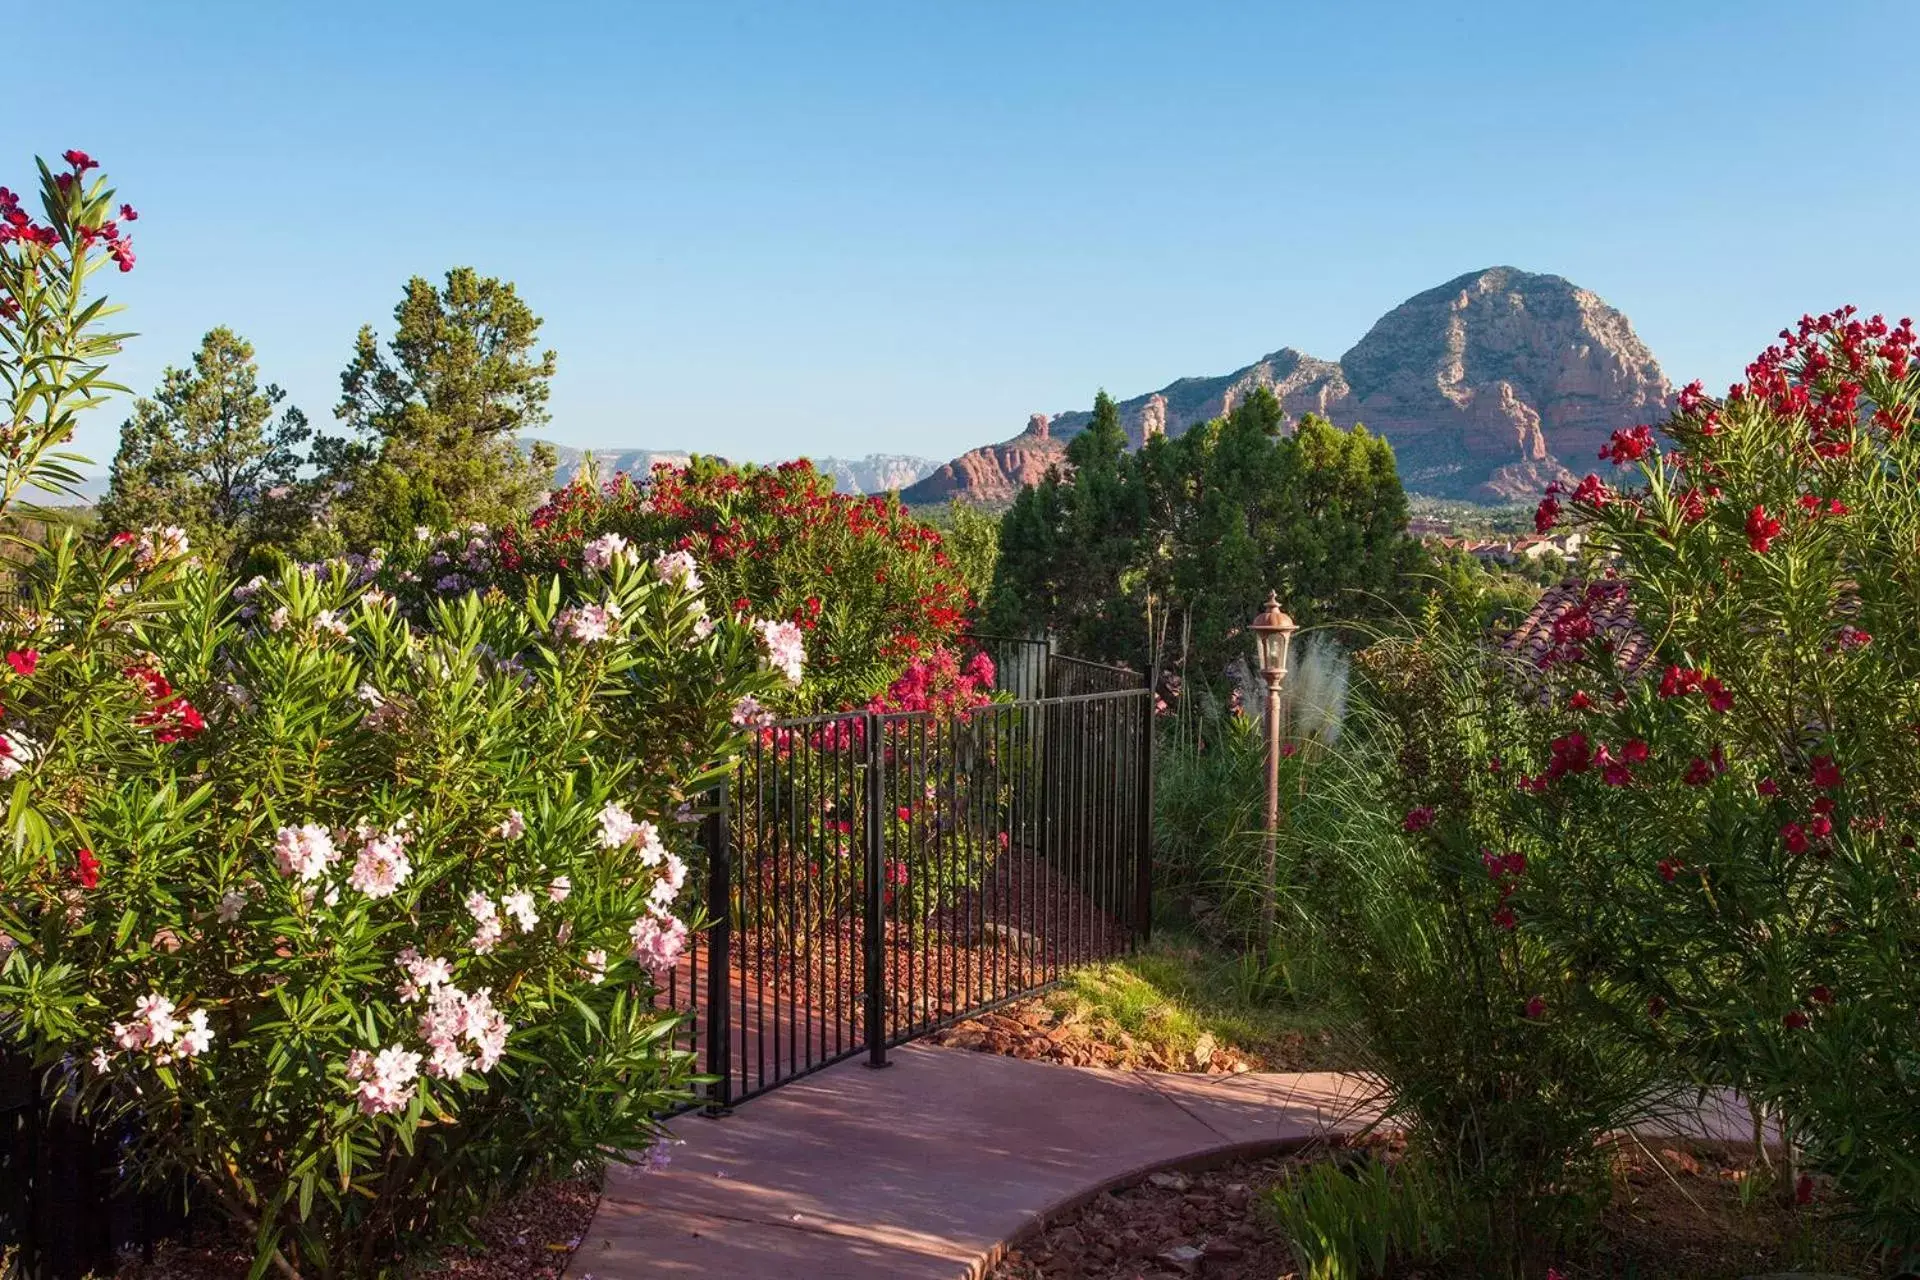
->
[0,150,795,1278]
[1519,307,1920,1262]
[1277,619,1668,1276]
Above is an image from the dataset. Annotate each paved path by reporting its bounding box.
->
[568,1045,1764,1280]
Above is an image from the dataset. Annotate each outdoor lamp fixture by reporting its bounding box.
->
[1250,593,1296,939]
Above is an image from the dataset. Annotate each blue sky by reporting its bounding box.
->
[19,0,1920,469]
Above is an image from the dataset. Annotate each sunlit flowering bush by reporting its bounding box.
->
[377,457,977,711]
[0,528,781,1276]
[1518,308,1920,1258]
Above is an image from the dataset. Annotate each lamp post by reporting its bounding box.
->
[1250,593,1297,941]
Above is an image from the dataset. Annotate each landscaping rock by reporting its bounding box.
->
[1156,1243,1206,1274]
[1146,1171,1192,1192]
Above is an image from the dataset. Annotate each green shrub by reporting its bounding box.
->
[1268,1153,1454,1280]
[1521,307,1920,1261]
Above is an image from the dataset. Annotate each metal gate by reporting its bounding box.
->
[657,641,1153,1109]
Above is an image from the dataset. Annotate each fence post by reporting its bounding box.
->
[862,711,890,1069]
[1134,683,1156,944]
[703,782,733,1115]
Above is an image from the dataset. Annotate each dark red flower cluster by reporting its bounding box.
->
[5,649,38,677]
[1401,806,1436,832]
[125,664,204,743]
[1657,665,1733,712]
[1745,504,1782,554]
[71,846,101,890]
[1725,307,1916,459]
[1482,848,1526,929]
[1598,424,1657,466]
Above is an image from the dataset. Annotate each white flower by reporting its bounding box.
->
[273,824,339,882]
[597,803,639,850]
[582,948,608,985]
[267,606,291,633]
[89,1047,113,1074]
[730,694,773,728]
[633,821,667,869]
[415,526,433,542]
[0,730,40,780]
[470,916,504,954]
[465,891,497,922]
[362,587,393,609]
[582,533,632,571]
[692,616,714,640]
[649,852,688,910]
[497,809,526,840]
[314,609,349,638]
[547,874,571,903]
[755,619,806,685]
[176,1009,214,1058]
[502,889,539,933]
[425,1041,470,1080]
[652,550,704,593]
[217,889,247,923]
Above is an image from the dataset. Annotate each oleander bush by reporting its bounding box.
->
[377,457,976,712]
[1516,307,1920,1262]
[0,149,795,1278]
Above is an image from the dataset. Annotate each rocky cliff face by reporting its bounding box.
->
[904,414,1070,506]
[902,267,1672,504]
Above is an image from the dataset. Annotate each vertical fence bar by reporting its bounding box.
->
[704,783,734,1115]
[1135,690,1154,943]
[862,712,890,1068]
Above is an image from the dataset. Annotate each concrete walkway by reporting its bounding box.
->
[569,1045,1373,1279]
[568,1045,1765,1280]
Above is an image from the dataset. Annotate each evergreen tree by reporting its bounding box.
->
[318,268,557,548]
[97,327,310,573]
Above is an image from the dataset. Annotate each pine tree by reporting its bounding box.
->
[317,269,557,548]
[97,327,310,573]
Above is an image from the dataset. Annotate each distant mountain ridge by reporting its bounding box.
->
[901,267,1673,504]
[528,442,941,496]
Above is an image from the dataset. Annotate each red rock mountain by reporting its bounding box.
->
[903,267,1672,504]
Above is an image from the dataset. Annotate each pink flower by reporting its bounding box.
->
[582,532,632,570]
[274,824,339,882]
[5,650,38,676]
[629,912,690,980]
[1401,806,1435,832]
[347,827,412,899]
[350,1045,422,1115]
[547,874,572,903]
[497,809,526,840]
[1524,995,1547,1019]
[755,618,807,685]
[731,694,773,728]
[652,549,703,591]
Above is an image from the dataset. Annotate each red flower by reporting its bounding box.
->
[1566,690,1592,711]
[1745,504,1782,553]
[71,847,101,890]
[124,664,173,700]
[1524,995,1547,1020]
[1682,758,1714,787]
[62,149,99,172]
[1809,755,1842,790]
[894,805,912,823]
[1598,424,1656,466]
[1280,742,1298,758]
[1647,996,1668,1019]
[119,202,138,221]
[1534,493,1562,534]
[1808,813,1833,839]
[1701,676,1733,713]
[1809,984,1834,1006]
[1757,777,1780,797]
[1658,858,1682,882]
[1795,1174,1815,1205]
[1491,906,1517,930]
[1401,806,1435,832]
[5,650,38,677]
[1781,822,1810,855]
[1783,1009,1810,1030]
[135,696,205,743]
[1621,739,1649,765]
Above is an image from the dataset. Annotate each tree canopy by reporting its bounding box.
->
[97,326,311,573]
[317,268,557,548]
[988,386,1424,679]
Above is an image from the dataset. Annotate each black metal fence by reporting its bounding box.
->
[2,648,1153,1276]
[658,648,1153,1109]
[1,1055,190,1279]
